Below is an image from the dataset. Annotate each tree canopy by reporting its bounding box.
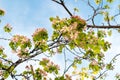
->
[0,0,120,80]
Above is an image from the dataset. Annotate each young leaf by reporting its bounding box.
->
[95,0,102,4]
[0,9,5,16]
[106,0,114,3]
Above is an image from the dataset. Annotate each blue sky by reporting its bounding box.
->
[0,0,120,80]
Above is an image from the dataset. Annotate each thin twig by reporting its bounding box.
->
[0,37,10,41]
[63,48,67,75]
[52,0,73,16]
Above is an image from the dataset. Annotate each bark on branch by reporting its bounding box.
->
[87,25,120,28]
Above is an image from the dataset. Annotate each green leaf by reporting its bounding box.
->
[12,70,17,74]
[2,53,7,58]
[4,24,12,33]
[68,41,75,49]
[3,71,9,79]
[104,5,110,9]
[118,4,120,9]
[95,0,102,4]
[107,30,112,36]
[9,42,16,50]
[52,31,59,40]
[74,8,79,12]
[55,76,65,80]
[97,30,106,38]
[49,17,54,21]
[110,16,114,21]
[106,63,113,70]
[106,0,114,3]
[39,61,47,67]
[57,44,65,53]
[74,58,82,64]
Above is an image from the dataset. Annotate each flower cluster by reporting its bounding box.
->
[51,16,86,41]
[4,24,12,33]
[32,28,48,42]
[9,35,31,58]
[39,58,60,74]
[16,49,29,58]
[50,16,87,53]
[89,59,101,74]
[25,65,47,76]
[34,68,48,79]
[11,35,30,44]
[32,28,48,51]
[66,16,86,40]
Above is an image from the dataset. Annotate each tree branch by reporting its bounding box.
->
[87,25,120,28]
[52,0,120,29]
[96,53,120,79]
[52,0,73,16]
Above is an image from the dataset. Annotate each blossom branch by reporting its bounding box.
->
[52,0,120,28]
[95,53,120,79]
